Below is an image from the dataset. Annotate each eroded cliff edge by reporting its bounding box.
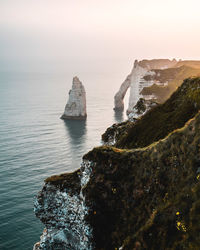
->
[103,77,200,147]
[114,59,200,122]
[34,78,200,249]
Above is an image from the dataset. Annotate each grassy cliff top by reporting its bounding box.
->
[113,77,200,149]
[137,59,177,69]
[142,65,200,102]
[175,60,200,69]
[45,170,81,194]
[83,110,200,250]
[42,76,200,250]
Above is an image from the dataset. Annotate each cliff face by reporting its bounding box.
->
[103,78,200,148]
[33,162,93,250]
[128,98,158,122]
[114,75,131,111]
[103,98,158,146]
[141,63,200,103]
[113,59,177,119]
[137,58,177,70]
[114,59,200,120]
[34,78,200,250]
[83,113,200,249]
[126,64,148,115]
[61,76,87,120]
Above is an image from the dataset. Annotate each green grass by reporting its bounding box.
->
[45,170,81,194]
[82,78,200,249]
[83,111,200,249]
[115,78,200,149]
[42,76,200,249]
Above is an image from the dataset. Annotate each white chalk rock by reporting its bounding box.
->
[114,59,178,116]
[127,64,148,114]
[114,74,131,111]
[61,77,87,120]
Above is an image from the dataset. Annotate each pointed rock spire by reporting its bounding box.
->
[61,76,87,120]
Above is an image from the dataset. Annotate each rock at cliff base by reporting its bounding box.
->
[61,76,87,120]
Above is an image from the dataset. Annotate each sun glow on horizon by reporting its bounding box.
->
[1,0,200,72]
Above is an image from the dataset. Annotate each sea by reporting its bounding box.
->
[0,70,129,250]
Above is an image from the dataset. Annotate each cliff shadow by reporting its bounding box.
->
[63,119,87,146]
[114,110,124,123]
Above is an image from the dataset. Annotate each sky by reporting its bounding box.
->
[1,0,200,73]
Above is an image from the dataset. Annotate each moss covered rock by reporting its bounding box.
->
[45,170,81,194]
[103,78,200,149]
[83,111,200,249]
[141,65,200,103]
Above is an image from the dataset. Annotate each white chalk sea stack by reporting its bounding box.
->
[61,76,87,120]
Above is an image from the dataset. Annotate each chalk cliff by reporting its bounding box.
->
[126,63,148,115]
[33,162,93,250]
[113,59,177,118]
[34,78,200,249]
[114,74,131,111]
[103,77,200,148]
[61,77,87,120]
[141,63,200,103]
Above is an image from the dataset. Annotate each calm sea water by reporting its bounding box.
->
[0,70,129,250]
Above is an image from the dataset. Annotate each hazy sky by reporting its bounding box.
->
[1,0,200,73]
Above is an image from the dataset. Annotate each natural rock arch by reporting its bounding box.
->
[114,59,177,114]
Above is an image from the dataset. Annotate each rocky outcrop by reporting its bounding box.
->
[114,74,131,111]
[61,77,87,120]
[101,121,132,146]
[127,98,158,121]
[141,64,200,103]
[136,58,177,70]
[126,63,148,115]
[82,112,200,249]
[104,78,200,148]
[113,59,177,117]
[33,162,93,250]
[104,98,158,145]
[34,78,200,249]
[127,59,177,116]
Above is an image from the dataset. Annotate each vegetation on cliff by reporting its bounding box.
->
[45,170,81,194]
[104,78,200,149]
[84,111,200,249]
[175,60,200,69]
[40,77,200,250]
[141,63,200,103]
